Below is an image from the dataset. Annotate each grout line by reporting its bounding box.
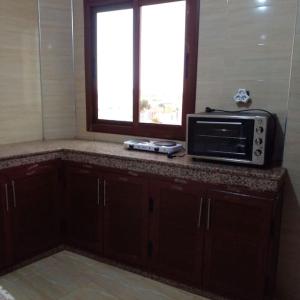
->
[71,0,78,139]
[37,0,46,141]
[283,0,299,163]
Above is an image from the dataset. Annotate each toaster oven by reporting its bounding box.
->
[186,111,275,166]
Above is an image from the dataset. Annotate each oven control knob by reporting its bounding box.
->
[256,126,264,134]
[255,138,263,145]
[255,149,262,156]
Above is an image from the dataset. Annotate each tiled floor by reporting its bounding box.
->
[0,251,209,300]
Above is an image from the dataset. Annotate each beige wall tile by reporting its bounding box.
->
[296,2,300,33]
[39,0,76,139]
[0,0,43,145]
[0,0,38,33]
[40,29,73,57]
[76,106,95,140]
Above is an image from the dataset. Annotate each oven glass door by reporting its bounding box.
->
[188,117,255,161]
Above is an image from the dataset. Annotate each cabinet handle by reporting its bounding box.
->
[5,184,9,212]
[174,178,187,185]
[206,198,211,231]
[77,169,90,174]
[197,197,203,228]
[103,180,106,207]
[97,178,100,206]
[170,185,183,191]
[118,176,129,182]
[12,180,16,208]
[128,171,138,177]
[82,164,93,169]
[26,171,37,176]
[27,164,39,172]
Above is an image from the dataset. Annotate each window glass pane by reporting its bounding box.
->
[139,1,186,125]
[97,9,133,122]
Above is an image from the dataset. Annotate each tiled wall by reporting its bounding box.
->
[196,0,295,127]
[39,0,76,139]
[73,0,94,141]
[0,0,76,144]
[0,0,43,144]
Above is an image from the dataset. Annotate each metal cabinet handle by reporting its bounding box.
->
[128,171,138,177]
[5,184,9,212]
[82,164,93,169]
[170,185,183,191]
[97,178,100,206]
[206,198,211,231]
[118,176,129,182]
[12,180,16,208]
[174,178,187,185]
[103,180,106,207]
[78,169,90,174]
[197,197,204,228]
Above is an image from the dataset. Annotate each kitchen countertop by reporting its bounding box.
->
[0,139,286,193]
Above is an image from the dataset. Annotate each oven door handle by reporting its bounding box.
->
[196,121,242,125]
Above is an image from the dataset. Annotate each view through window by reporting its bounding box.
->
[139,1,186,125]
[96,9,133,122]
[96,1,186,125]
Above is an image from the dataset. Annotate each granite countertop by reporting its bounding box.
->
[0,139,286,192]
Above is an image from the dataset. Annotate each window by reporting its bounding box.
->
[84,0,199,140]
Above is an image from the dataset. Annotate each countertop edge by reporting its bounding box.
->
[0,145,286,193]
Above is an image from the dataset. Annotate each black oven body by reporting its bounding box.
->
[187,112,275,166]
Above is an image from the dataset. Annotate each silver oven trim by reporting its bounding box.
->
[186,113,269,166]
[251,116,267,165]
[187,154,264,165]
[196,121,242,125]
[187,113,268,120]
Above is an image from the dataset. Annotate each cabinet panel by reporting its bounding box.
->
[7,162,61,262]
[0,158,281,300]
[65,166,103,254]
[0,178,8,269]
[104,173,148,267]
[203,191,273,300]
[150,180,204,285]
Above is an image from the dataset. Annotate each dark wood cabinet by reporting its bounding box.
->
[0,158,283,300]
[5,162,61,262]
[149,180,278,299]
[65,165,104,255]
[103,171,149,267]
[150,179,205,285]
[202,191,273,300]
[65,165,149,267]
[62,165,280,300]
[0,176,8,270]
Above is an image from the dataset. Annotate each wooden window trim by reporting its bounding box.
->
[84,0,200,140]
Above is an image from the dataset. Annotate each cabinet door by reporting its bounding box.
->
[203,191,273,300]
[103,172,148,267]
[65,166,103,254]
[150,179,204,285]
[8,162,60,262]
[0,178,8,269]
